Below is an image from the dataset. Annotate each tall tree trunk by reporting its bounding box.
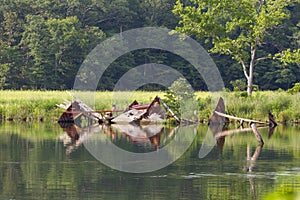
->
[247,68,253,95]
[247,46,256,95]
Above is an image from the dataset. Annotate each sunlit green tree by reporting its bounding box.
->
[173,0,300,95]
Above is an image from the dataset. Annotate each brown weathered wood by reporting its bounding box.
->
[268,110,277,127]
[250,122,264,145]
[209,97,227,125]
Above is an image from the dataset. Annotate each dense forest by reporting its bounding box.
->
[0,0,299,91]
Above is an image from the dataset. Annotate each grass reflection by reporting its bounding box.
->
[0,122,300,199]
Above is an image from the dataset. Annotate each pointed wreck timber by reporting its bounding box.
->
[111,96,171,124]
[213,102,277,127]
[209,97,227,125]
[57,99,103,123]
[114,96,166,123]
[268,110,277,127]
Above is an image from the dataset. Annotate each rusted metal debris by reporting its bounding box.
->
[57,99,103,124]
[57,95,180,125]
[112,96,168,124]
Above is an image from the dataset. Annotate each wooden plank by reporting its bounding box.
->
[214,111,269,125]
[158,97,180,123]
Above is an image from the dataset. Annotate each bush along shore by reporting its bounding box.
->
[0,90,300,124]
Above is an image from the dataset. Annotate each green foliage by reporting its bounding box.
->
[223,91,300,123]
[287,82,300,94]
[197,95,212,120]
[0,64,9,88]
[1,90,300,123]
[20,15,105,89]
[263,188,300,200]
[0,0,299,91]
[276,48,300,65]
[168,77,195,100]
[230,79,247,91]
[174,0,295,58]
[163,89,180,116]
[173,0,299,94]
[163,77,197,119]
[275,21,300,64]
[0,90,164,121]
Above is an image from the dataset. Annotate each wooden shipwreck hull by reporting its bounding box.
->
[57,96,177,125]
[111,96,167,124]
[57,99,102,124]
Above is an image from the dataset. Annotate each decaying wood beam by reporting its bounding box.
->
[213,111,265,144]
[158,97,181,123]
[214,111,269,125]
[211,97,275,144]
[250,122,264,145]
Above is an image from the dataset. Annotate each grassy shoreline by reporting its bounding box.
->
[0,90,299,123]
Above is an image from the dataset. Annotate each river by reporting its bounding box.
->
[0,122,299,199]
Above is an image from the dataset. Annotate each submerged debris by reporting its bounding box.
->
[57,99,102,124]
[57,95,181,125]
[112,96,167,124]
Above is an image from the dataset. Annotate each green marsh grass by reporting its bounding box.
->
[0,90,163,122]
[196,91,300,123]
[0,90,300,123]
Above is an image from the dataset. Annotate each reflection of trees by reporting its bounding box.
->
[1,123,300,199]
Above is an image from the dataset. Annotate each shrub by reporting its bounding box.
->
[230,79,247,91]
[287,82,300,94]
[163,78,197,119]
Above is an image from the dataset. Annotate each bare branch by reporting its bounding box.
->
[255,56,269,62]
[254,56,269,65]
[226,49,249,80]
[241,59,249,80]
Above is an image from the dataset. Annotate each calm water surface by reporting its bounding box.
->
[0,122,299,200]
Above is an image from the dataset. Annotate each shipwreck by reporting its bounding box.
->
[57,96,180,125]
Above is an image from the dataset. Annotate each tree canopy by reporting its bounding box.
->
[173,0,300,94]
[0,0,299,91]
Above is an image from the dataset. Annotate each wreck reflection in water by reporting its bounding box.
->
[58,123,186,155]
